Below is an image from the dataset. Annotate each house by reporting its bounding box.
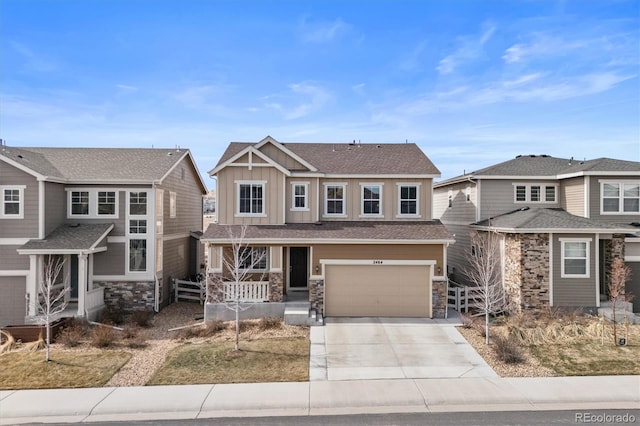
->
[201,136,454,322]
[0,145,207,326]
[433,155,640,313]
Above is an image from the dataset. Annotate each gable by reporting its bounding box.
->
[258,141,309,171]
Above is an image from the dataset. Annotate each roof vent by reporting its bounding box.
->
[17,154,23,159]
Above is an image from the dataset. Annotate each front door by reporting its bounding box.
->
[289,247,308,290]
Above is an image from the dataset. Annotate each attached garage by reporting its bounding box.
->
[324,261,433,317]
[0,276,27,326]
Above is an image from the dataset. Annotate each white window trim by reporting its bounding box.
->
[447,190,453,208]
[127,238,149,273]
[396,183,421,218]
[235,180,267,217]
[66,188,120,219]
[1,185,25,219]
[126,190,151,274]
[359,183,383,218]
[323,183,347,218]
[465,186,471,203]
[290,181,309,211]
[239,246,268,272]
[560,238,591,278]
[513,183,558,204]
[129,219,148,235]
[169,191,177,218]
[599,180,640,215]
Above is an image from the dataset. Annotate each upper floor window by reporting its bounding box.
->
[237,182,264,215]
[1,186,24,219]
[291,183,308,210]
[71,191,89,215]
[129,239,147,272]
[129,192,147,215]
[169,191,177,218]
[399,184,419,215]
[561,238,590,278]
[601,181,640,214]
[465,186,471,202]
[325,184,346,216]
[448,190,453,208]
[98,191,116,215]
[129,219,147,234]
[361,184,382,216]
[514,184,557,203]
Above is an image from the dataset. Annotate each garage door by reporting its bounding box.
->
[325,264,431,317]
[0,276,26,326]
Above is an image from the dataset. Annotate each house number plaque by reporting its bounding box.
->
[372,260,383,265]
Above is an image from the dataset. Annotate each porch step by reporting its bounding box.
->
[598,308,640,324]
[284,302,324,326]
[600,301,634,312]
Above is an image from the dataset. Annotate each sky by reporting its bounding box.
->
[1,0,639,188]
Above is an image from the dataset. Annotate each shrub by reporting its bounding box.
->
[492,334,525,364]
[130,310,154,328]
[238,320,252,332]
[178,320,226,339]
[101,305,126,326]
[57,323,88,348]
[459,313,475,329]
[90,325,117,348]
[122,324,139,339]
[259,317,282,330]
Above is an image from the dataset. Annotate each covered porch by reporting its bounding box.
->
[17,223,114,322]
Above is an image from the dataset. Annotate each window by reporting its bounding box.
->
[291,183,308,210]
[465,186,471,202]
[361,184,381,215]
[98,191,116,215]
[1,186,24,218]
[602,182,640,214]
[129,239,147,272]
[129,219,147,234]
[129,192,147,215]
[325,184,345,215]
[239,246,267,270]
[238,183,264,215]
[514,184,557,203]
[448,190,453,208]
[169,192,177,218]
[71,191,89,215]
[561,239,590,278]
[399,185,418,215]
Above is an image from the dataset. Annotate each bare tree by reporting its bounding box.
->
[221,225,267,351]
[36,255,68,361]
[608,257,632,345]
[464,230,506,344]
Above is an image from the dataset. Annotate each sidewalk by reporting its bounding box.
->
[1,376,638,424]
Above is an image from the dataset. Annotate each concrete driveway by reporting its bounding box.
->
[310,316,497,381]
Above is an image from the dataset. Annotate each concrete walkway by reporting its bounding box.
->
[1,376,638,424]
[310,316,496,381]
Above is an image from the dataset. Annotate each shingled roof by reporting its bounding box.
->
[0,146,204,186]
[202,221,454,242]
[472,208,637,233]
[18,223,114,253]
[214,140,440,176]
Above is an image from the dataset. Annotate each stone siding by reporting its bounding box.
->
[431,279,446,318]
[503,233,550,312]
[503,235,523,313]
[268,272,284,302]
[206,272,224,303]
[309,278,324,314]
[102,281,155,312]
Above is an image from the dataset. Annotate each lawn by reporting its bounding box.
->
[0,350,132,390]
[530,340,640,376]
[147,337,309,385]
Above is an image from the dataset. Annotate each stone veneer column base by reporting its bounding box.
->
[102,281,155,313]
[432,280,446,318]
[206,272,224,303]
[309,279,324,314]
[268,272,284,302]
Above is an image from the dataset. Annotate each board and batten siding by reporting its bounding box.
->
[560,177,586,217]
[93,243,126,275]
[217,166,285,225]
[479,179,560,221]
[312,243,444,276]
[44,182,66,236]
[552,234,597,307]
[285,177,319,223]
[258,143,308,170]
[588,175,640,224]
[0,161,39,238]
[319,177,432,221]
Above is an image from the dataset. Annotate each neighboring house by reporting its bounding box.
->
[201,136,453,321]
[0,145,207,326]
[433,155,640,313]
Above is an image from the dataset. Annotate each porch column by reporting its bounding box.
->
[77,253,88,317]
[26,255,38,316]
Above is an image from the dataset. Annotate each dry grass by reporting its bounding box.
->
[0,350,131,390]
[147,337,309,385]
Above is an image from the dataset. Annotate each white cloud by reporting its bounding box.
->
[116,84,139,92]
[9,41,57,72]
[173,85,234,117]
[436,23,496,75]
[284,83,332,119]
[299,17,349,43]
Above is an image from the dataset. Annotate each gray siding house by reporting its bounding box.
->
[433,155,640,313]
[0,146,207,326]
